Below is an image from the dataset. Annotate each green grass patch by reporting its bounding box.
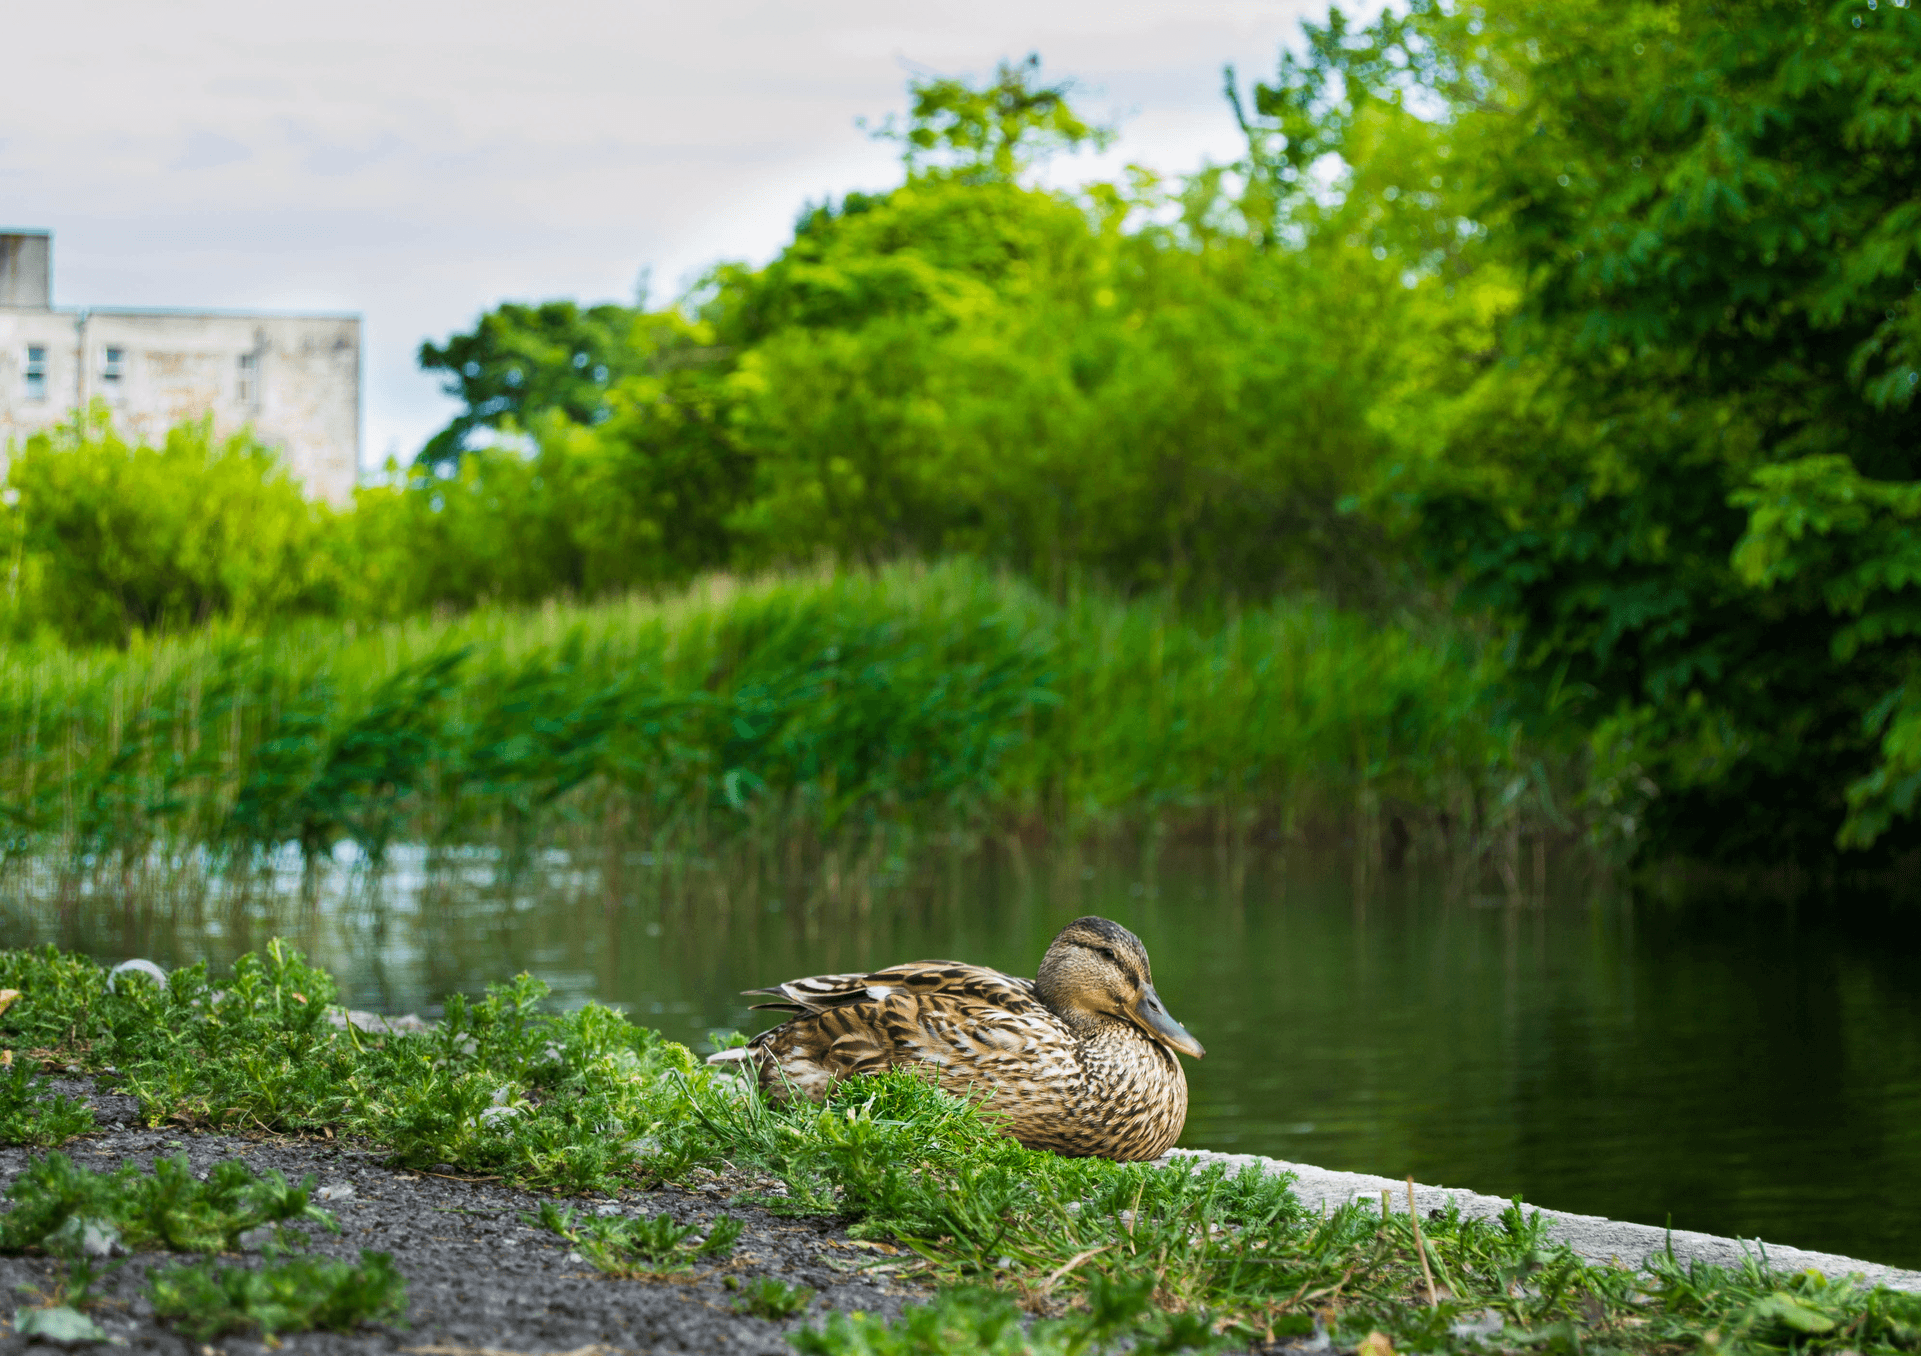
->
[0,1149,335,1255]
[0,940,697,1193]
[523,1200,742,1276]
[147,1249,407,1339]
[730,1275,817,1319]
[7,940,1919,1356]
[0,1062,95,1146]
[793,1282,1219,1356]
[0,1144,383,1342]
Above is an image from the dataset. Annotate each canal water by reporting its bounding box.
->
[10,839,1921,1270]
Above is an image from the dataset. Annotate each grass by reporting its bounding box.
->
[731,1275,818,1319]
[0,940,697,1192]
[790,1283,1216,1355]
[10,940,1919,1356]
[146,1250,408,1339]
[0,1149,335,1255]
[0,560,1555,893]
[522,1200,743,1275]
[0,1061,95,1146]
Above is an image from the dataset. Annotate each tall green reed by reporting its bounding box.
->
[0,561,1554,892]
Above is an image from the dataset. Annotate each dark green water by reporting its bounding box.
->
[11,841,1921,1270]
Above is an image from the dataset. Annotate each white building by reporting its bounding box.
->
[0,230,361,504]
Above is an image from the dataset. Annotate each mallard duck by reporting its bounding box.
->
[706,915,1204,1161]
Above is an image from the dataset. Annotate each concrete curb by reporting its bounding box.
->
[1159,1149,1921,1293]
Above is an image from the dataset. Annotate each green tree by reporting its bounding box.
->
[3,409,341,646]
[1274,0,1921,856]
[710,57,1429,599]
[417,300,643,468]
[366,312,749,612]
[878,53,1112,180]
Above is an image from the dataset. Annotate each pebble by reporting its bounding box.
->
[50,1216,122,1258]
[107,959,168,993]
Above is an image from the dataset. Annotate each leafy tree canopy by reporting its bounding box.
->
[416,301,641,469]
[870,53,1113,180]
[396,10,1921,861]
[414,58,1434,601]
[1270,0,1921,856]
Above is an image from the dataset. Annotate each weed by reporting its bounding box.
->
[0,1150,335,1255]
[0,1062,95,1146]
[791,1283,1222,1356]
[524,1202,741,1275]
[147,1249,407,1338]
[701,1214,744,1257]
[521,1200,579,1237]
[1639,1248,1921,1351]
[0,942,696,1194]
[730,1275,816,1319]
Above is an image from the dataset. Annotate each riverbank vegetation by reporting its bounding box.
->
[0,561,1537,889]
[5,0,1920,866]
[6,942,1919,1353]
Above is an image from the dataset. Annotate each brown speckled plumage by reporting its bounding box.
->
[705,916,1204,1162]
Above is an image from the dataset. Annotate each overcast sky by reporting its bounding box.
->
[2,0,1331,467]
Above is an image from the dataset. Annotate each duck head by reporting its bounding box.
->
[1034,915,1205,1059]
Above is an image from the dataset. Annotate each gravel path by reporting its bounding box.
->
[0,1083,926,1356]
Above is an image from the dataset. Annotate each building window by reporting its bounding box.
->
[23,346,46,401]
[101,346,125,385]
[237,352,258,406]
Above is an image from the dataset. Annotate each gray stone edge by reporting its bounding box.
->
[1158,1149,1921,1294]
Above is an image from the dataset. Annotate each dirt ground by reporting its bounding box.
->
[0,1080,928,1356]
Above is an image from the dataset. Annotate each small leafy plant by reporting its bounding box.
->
[0,1151,335,1255]
[147,1249,407,1338]
[730,1275,816,1319]
[0,942,700,1195]
[524,1202,741,1276]
[0,1062,95,1147]
[791,1282,1221,1356]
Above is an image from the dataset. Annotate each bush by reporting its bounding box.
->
[3,409,341,647]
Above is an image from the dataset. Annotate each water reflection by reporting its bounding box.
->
[8,838,1921,1270]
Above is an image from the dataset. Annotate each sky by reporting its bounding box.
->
[0,0,1331,468]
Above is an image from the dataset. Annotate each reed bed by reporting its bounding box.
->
[0,560,1553,894]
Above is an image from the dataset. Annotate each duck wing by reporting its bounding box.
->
[742,964,970,1014]
[718,961,1064,1102]
[745,966,1038,1013]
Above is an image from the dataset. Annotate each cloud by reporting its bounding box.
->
[170,130,253,171]
[280,122,406,177]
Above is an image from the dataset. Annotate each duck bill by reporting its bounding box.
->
[1137,983,1205,1058]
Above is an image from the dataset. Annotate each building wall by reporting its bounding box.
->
[0,233,51,307]
[0,307,361,504]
